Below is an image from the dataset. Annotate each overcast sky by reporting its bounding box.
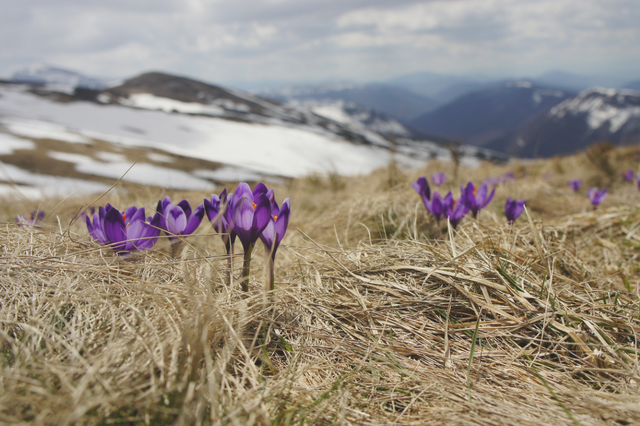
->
[2,0,639,87]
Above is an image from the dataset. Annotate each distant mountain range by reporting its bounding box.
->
[486,87,640,157]
[7,65,639,163]
[407,81,575,146]
[256,83,440,122]
[0,68,508,196]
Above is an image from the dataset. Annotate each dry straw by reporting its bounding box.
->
[1,145,640,425]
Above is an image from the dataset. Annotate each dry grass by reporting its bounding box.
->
[1,146,640,425]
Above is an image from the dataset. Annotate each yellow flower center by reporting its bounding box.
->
[251,202,257,209]
[273,215,278,222]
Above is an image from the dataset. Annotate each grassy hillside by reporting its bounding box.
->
[1,144,640,425]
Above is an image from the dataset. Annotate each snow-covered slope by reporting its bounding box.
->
[486,87,640,157]
[548,87,640,133]
[0,72,504,198]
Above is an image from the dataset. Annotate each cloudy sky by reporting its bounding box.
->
[2,0,639,87]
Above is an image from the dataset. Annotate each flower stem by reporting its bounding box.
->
[241,243,253,292]
[268,256,275,292]
[227,242,234,287]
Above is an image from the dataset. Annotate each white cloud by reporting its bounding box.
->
[0,0,638,83]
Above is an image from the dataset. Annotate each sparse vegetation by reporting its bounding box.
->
[1,145,640,425]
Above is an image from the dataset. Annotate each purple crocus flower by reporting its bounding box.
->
[85,204,161,253]
[431,173,446,186]
[461,182,495,219]
[156,196,204,254]
[232,183,272,252]
[204,188,236,254]
[568,179,582,192]
[15,210,44,228]
[587,187,607,209]
[443,192,469,229]
[623,169,635,182]
[505,198,526,224]
[230,182,272,290]
[423,191,447,224]
[260,195,291,290]
[412,177,431,204]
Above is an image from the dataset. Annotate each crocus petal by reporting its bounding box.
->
[260,218,276,251]
[253,183,268,197]
[167,205,187,234]
[234,196,256,230]
[204,195,221,222]
[183,204,205,236]
[233,182,253,201]
[103,208,127,249]
[123,206,139,224]
[126,218,148,248]
[275,199,291,244]
[161,196,172,211]
[412,177,431,201]
[252,192,272,237]
[177,199,192,219]
[482,186,496,208]
[476,184,488,204]
[138,213,162,250]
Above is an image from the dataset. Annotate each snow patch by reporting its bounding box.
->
[47,151,214,190]
[0,162,110,198]
[120,93,225,116]
[0,132,36,154]
[194,166,274,183]
[95,151,129,162]
[1,116,91,144]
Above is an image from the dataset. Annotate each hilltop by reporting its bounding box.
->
[1,143,639,424]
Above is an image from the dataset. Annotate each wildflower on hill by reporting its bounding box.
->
[231,182,272,290]
[85,204,161,253]
[204,188,236,254]
[461,182,495,219]
[587,187,607,209]
[505,198,526,224]
[260,194,291,291]
[431,172,446,186]
[156,196,205,255]
[443,192,469,229]
[412,177,431,205]
[568,179,582,192]
[423,191,447,224]
[15,210,44,228]
[623,169,635,182]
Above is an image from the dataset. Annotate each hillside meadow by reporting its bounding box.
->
[1,143,640,425]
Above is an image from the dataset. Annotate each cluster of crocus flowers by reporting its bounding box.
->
[505,198,526,224]
[15,210,44,228]
[205,182,290,291]
[412,177,470,229]
[85,204,162,253]
[587,187,607,209]
[84,182,290,291]
[443,194,469,229]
